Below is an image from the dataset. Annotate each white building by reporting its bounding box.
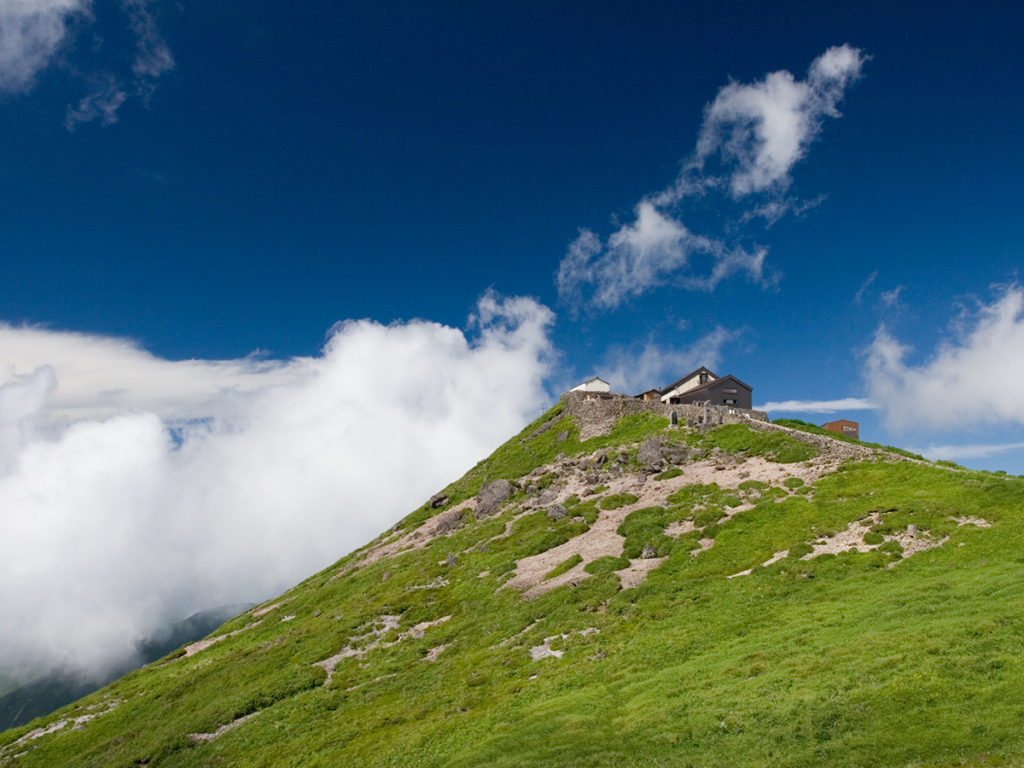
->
[659,366,716,403]
[570,377,611,393]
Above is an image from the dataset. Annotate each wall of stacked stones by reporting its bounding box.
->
[560,391,768,440]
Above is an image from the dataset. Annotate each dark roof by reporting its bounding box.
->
[671,374,752,397]
[634,388,663,398]
[662,366,718,394]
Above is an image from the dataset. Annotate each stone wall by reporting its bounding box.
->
[560,391,768,440]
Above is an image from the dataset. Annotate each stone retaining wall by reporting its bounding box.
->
[560,391,768,440]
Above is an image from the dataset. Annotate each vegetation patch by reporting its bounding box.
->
[544,554,583,581]
[704,424,818,463]
[654,467,683,481]
[598,493,639,510]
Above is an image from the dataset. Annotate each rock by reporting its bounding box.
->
[429,493,448,508]
[314,609,321,617]
[638,438,664,469]
[445,555,458,567]
[641,544,658,559]
[477,543,489,553]
[556,430,569,442]
[593,452,607,468]
[907,524,919,537]
[435,509,464,534]
[546,504,568,520]
[475,479,514,518]
[663,446,689,464]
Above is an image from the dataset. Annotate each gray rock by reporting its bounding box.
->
[663,446,689,464]
[641,543,658,559]
[435,509,464,534]
[546,504,568,520]
[593,452,607,468]
[617,451,630,464]
[556,430,569,442]
[907,524,919,537]
[638,438,664,469]
[445,555,458,567]
[429,492,448,508]
[475,479,514,518]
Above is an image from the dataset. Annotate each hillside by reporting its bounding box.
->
[3,399,1024,767]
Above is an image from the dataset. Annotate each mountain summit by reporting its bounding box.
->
[3,397,1023,767]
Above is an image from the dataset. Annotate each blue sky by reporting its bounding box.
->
[2,0,1024,677]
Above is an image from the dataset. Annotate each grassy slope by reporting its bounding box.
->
[3,407,1024,767]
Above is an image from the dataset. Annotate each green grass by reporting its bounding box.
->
[704,423,818,463]
[773,419,927,461]
[6,409,1024,768]
[543,554,583,580]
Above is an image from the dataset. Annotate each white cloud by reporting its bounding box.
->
[0,293,554,678]
[557,45,864,312]
[880,285,904,308]
[694,44,865,197]
[758,397,878,414]
[917,440,1024,461]
[601,327,739,394]
[0,0,88,93]
[866,287,1024,430]
[853,270,878,305]
[0,0,174,127]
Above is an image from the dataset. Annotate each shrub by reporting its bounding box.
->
[783,477,805,489]
[789,542,814,558]
[654,468,684,481]
[863,531,884,545]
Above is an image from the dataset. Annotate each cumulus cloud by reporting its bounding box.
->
[0,0,87,93]
[557,45,864,312]
[866,287,1024,430]
[0,293,554,679]
[693,44,865,197]
[758,396,878,414]
[601,326,739,394]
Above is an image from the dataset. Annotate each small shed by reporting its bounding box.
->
[822,419,860,440]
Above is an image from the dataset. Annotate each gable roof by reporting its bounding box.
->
[670,374,752,397]
[662,366,717,394]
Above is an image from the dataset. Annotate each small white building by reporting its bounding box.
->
[570,376,611,393]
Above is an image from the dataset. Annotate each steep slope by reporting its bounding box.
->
[3,401,1024,767]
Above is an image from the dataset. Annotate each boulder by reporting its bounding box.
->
[641,543,658,559]
[445,555,458,567]
[475,479,514,518]
[556,430,569,442]
[638,438,664,469]
[435,509,464,534]
[429,493,448,509]
[546,504,568,520]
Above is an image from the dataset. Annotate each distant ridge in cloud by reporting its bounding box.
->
[0,292,554,680]
[557,45,865,312]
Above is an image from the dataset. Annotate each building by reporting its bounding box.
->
[659,366,716,402]
[570,377,611,393]
[663,374,753,410]
[822,419,859,440]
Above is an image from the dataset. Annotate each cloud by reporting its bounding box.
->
[853,270,878,305]
[879,285,904,309]
[0,0,174,127]
[0,293,554,679]
[917,440,1024,462]
[758,397,878,414]
[866,286,1024,430]
[557,45,864,312]
[601,326,739,394]
[0,0,88,93]
[694,44,865,197]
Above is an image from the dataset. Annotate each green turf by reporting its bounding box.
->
[4,405,1023,768]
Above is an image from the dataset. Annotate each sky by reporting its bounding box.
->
[1,0,1023,680]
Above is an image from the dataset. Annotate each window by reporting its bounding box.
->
[723,388,737,394]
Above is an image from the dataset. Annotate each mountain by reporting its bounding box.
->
[2,396,1023,767]
[0,605,254,733]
